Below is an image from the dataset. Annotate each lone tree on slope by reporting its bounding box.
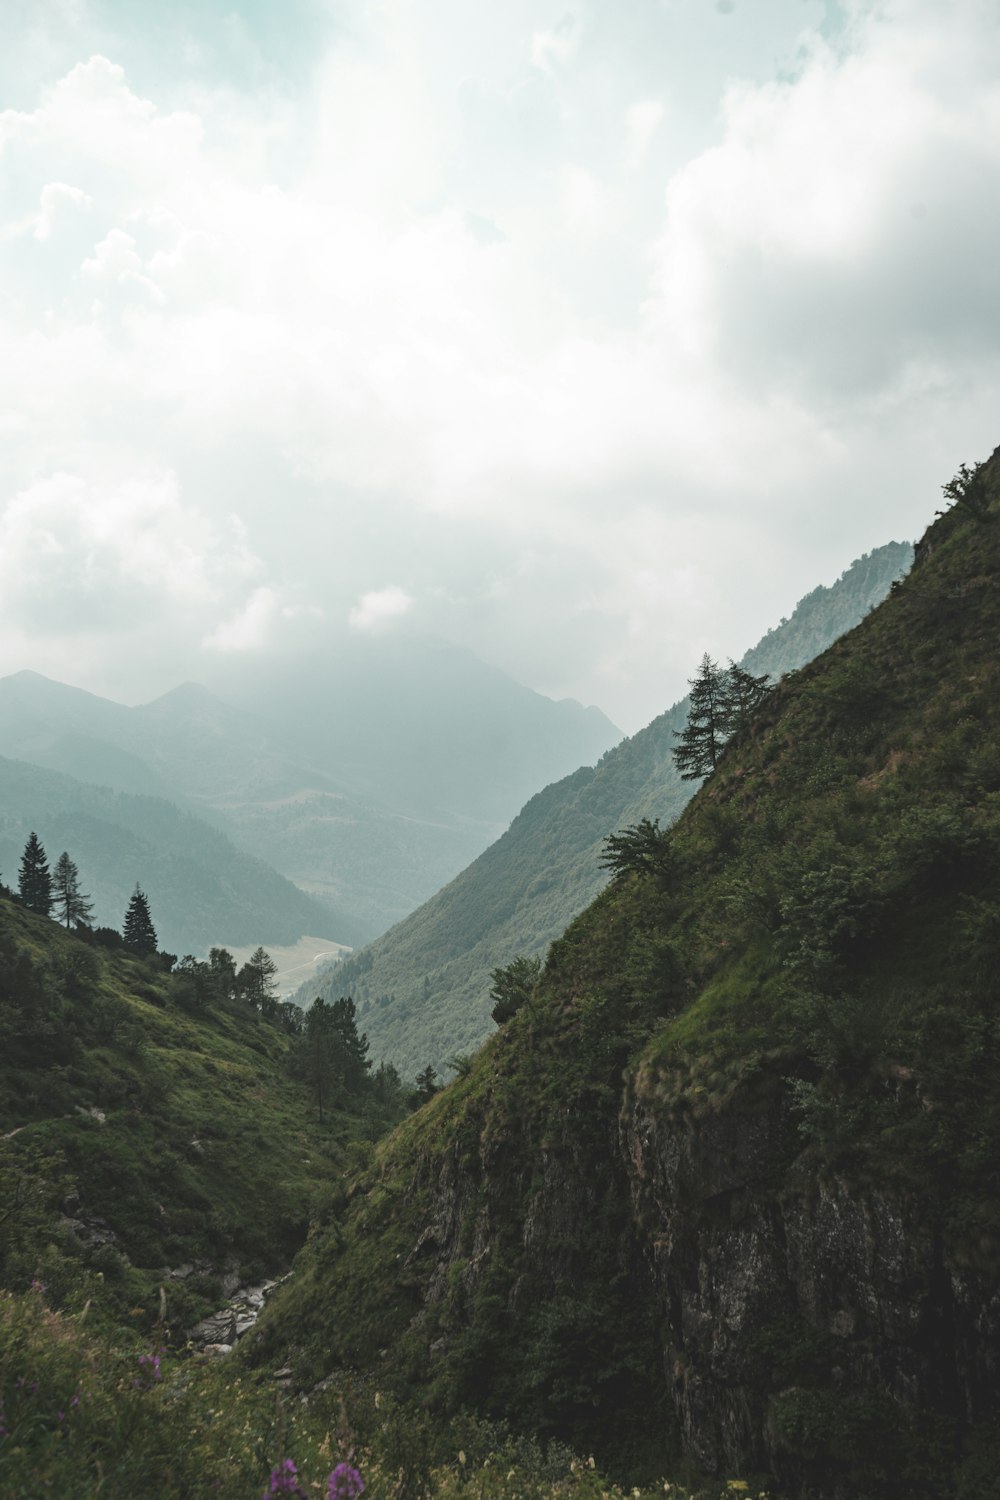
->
[123,886,158,956]
[18,833,53,917]
[672,654,729,781]
[672,657,773,781]
[52,852,94,930]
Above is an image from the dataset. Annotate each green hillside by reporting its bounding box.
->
[0,894,409,1340]
[310,542,912,1078]
[254,458,1000,1499]
[0,755,347,954]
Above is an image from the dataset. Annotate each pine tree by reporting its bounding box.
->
[18,833,53,917]
[123,886,158,956]
[672,654,728,781]
[52,852,94,929]
[721,661,772,743]
[238,946,279,1015]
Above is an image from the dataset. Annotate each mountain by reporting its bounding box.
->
[0,638,621,942]
[0,756,345,955]
[253,452,1000,1498]
[306,541,913,1076]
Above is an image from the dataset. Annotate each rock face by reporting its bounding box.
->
[260,453,1000,1498]
[621,1089,1000,1490]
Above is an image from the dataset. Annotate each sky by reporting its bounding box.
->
[0,0,998,734]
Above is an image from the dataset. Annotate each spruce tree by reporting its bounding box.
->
[18,833,53,917]
[52,852,94,929]
[672,654,728,781]
[123,886,158,956]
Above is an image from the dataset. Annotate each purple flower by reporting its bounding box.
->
[262,1458,308,1499]
[327,1463,365,1500]
[135,1350,163,1391]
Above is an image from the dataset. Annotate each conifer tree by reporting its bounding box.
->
[672,654,728,781]
[18,833,53,917]
[52,852,94,929]
[721,661,772,742]
[238,946,279,1015]
[123,886,158,956]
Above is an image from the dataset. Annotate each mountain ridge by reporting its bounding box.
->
[0,637,621,941]
[307,541,913,1075]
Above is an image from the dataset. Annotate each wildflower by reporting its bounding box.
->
[327,1462,365,1500]
[134,1349,163,1391]
[30,1279,45,1296]
[263,1458,308,1499]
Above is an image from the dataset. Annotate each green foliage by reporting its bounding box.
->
[940,459,990,521]
[0,1285,767,1500]
[122,886,157,957]
[672,659,773,782]
[18,831,52,917]
[489,954,542,1024]
[598,818,675,888]
[52,850,93,929]
[672,654,728,781]
[238,945,279,1015]
[0,896,407,1338]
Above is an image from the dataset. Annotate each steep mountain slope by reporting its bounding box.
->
[254,463,1000,1499]
[0,755,346,954]
[0,638,620,941]
[309,542,912,1076]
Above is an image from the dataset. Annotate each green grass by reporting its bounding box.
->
[0,898,407,1337]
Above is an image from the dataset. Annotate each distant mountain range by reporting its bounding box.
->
[0,637,621,947]
[0,756,339,956]
[308,541,914,1076]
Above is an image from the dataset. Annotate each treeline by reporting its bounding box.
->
[1,861,431,1124]
[10,830,162,960]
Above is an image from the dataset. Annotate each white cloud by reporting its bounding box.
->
[348,586,414,635]
[203,586,277,652]
[34,180,91,240]
[0,471,262,636]
[0,4,997,728]
[531,15,578,75]
[625,99,665,170]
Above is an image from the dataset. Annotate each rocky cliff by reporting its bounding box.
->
[254,450,1000,1498]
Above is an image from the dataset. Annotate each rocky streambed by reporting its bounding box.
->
[187,1273,290,1356]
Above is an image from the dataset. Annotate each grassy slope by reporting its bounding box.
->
[254,464,1000,1494]
[0,898,398,1336]
[312,542,913,1079]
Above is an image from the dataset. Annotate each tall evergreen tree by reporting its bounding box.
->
[123,886,158,956]
[18,833,53,917]
[238,946,279,1016]
[52,852,94,929]
[672,654,728,781]
[328,996,371,1092]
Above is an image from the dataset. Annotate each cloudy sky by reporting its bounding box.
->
[1,0,998,733]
